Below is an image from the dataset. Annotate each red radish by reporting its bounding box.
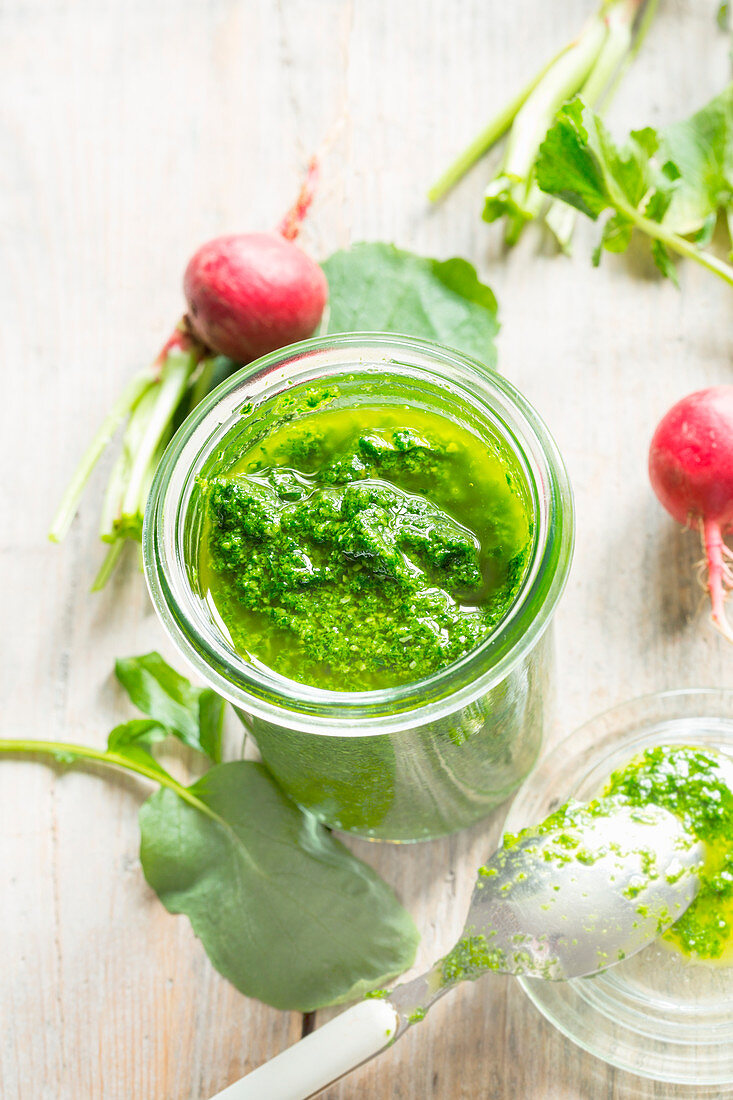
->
[184,232,327,362]
[183,158,328,362]
[50,158,328,589]
[649,386,733,642]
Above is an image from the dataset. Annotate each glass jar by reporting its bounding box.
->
[143,334,573,841]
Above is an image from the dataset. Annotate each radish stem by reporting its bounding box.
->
[99,384,159,540]
[49,369,155,543]
[187,357,220,411]
[545,0,643,250]
[119,349,199,528]
[0,738,218,820]
[500,14,608,189]
[583,0,640,105]
[426,45,571,203]
[703,518,733,642]
[613,194,733,286]
[601,0,660,104]
[278,156,320,241]
[91,540,125,592]
[488,9,609,242]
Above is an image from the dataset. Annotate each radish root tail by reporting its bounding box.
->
[278,157,320,242]
[702,518,733,643]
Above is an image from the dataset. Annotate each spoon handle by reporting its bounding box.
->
[207,999,400,1100]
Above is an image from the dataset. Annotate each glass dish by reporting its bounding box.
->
[504,689,733,1085]
[143,333,573,841]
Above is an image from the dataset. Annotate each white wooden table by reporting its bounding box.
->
[2,2,731,1097]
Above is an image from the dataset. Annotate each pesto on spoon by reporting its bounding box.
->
[212,793,703,1100]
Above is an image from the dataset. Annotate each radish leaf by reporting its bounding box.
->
[105,719,175,781]
[115,651,225,762]
[139,761,420,1011]
[536,91,733,286]
[322,242,499,366]
[0,655,420,1012]
[656,84,733,240]
[107,718,168,751]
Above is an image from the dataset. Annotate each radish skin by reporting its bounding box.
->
[183,232,327,362]
[184,156,327,363]
[649,387,733,642]
[50,160,326,589]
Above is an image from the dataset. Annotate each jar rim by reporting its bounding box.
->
[143,332,574,735]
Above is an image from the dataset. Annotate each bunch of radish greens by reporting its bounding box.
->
[48,161,327,587]
[49,165,501,588]
[430,0,733,286]
[536,84,733,286]
[429,0,660,242]
[0,653,419,1011]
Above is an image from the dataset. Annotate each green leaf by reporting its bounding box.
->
[614,131,662,209]
[321,242,499,367]
[106,719,174,780]
[599,213,633,255]
[139,762,419,1011]
[644,184,675,226]
[629,127,659,159]
[115,652,223,762]
[650,240,680,288]
[197,692,225,764]
[656,84,733,239]
[535,98,611,220]
[107,718,168,752]
[536,92,733,287]
[691,212,718,248]
[482,174,534,240]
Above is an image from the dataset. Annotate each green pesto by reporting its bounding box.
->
[603,745,733,963]
[502,745,733,963]
[198,403,531,690]
[426,746,733,994]
[440,931,507,984]
[407,1007,427,1024]
[439,926,549,985]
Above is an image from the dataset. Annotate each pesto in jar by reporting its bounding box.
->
[198,402,532,691]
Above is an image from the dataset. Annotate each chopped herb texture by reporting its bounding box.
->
[440,931,508,984]
[604,745,733,962]
[199,402,531,690]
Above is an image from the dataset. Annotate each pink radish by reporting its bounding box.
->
[50,159,328,589]
[649,386,733,642]
[184,231,327,362]
[183,158,328,361]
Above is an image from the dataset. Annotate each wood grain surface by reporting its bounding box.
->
[1,1,732,1097]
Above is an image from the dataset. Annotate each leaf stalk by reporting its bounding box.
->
[0,738,218,820]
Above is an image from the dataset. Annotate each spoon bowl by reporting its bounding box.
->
[214,799,704,1099]
[389,800,704,1030]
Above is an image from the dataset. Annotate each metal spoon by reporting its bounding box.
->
[210,801,703,1100]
